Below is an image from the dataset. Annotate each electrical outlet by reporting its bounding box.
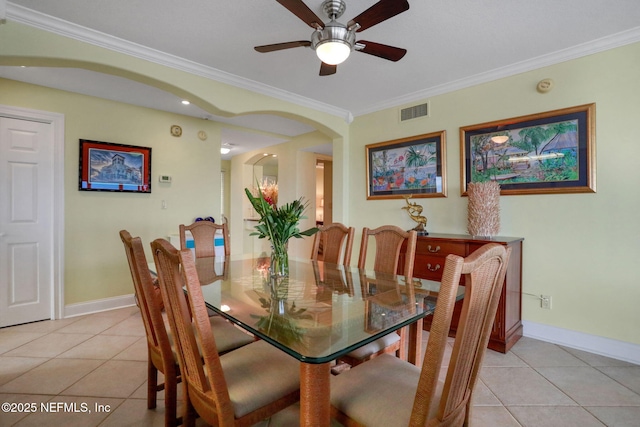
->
[541,295,552,309]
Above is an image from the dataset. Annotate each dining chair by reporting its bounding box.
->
[150,238,301,427]
[330,243,511,427]
[311,222,355,266]
[338,225,417,367]
[120,230,179,427]
[179,220,230,258]
[120,231,254,427]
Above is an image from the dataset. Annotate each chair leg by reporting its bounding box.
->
[182,385,197,427]
[147,358,158,409]
[164,370,178,427]
[463,400,472,427]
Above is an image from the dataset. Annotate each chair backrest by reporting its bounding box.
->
[311,222,355,266]
[119,230,173,367]
[357,225,417,281]
[179,221,230,258]
[409,243,511,427]
[151,238,234,422]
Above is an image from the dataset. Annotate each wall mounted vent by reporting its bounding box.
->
[400,102,429,121]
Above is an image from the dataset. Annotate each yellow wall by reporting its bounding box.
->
[348,42,640,345]
[0,78,224,304]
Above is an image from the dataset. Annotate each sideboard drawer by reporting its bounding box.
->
[415,239,466,257]
[412,253,448,281]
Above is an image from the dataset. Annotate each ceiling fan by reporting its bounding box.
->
[255,0,410,76]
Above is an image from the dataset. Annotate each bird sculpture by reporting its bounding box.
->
[402,195,428,235]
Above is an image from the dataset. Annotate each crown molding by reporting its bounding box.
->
[354,26,640,117]
[7,3,354,124]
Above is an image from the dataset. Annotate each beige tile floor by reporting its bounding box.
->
[1,306,639,426]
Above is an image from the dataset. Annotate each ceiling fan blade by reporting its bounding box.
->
[348,0,409,32]
[320,62,337,76]
[254,40,311,53]
[356,40,407,61]
[276,0,324,29]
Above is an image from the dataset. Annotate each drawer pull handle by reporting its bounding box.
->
[427,263,441,272]
[428,245,440,253]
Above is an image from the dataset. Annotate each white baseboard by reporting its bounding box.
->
[523,320,640,365]
[64,294,136,318]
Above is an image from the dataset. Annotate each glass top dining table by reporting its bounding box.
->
[175,253,461,426]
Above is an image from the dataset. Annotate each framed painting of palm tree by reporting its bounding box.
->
[460,103,596,196]
[366,131,447,200]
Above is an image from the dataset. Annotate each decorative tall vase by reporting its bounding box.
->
[467,181,501,237]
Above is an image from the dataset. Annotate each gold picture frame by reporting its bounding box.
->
[460,103,596,196]
[366,131,447,200]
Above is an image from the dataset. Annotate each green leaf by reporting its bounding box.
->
[299,227,319,236]
[245,187,319,247]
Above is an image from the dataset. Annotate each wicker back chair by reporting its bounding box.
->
[119,230,180,427]
[358,225,417,278]
[179,221,229,258]
[330,243,511,427]
[311,222,355,266]
[338,226,417,367]
[150,238,301,427]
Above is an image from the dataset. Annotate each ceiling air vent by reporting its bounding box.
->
[400,102,429,121]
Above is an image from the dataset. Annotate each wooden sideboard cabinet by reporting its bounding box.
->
[399,234,524,353]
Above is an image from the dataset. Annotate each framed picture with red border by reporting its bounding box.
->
[79,139,152,193]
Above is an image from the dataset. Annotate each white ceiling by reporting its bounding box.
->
[2,0,640,159]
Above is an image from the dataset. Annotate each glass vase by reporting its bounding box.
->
[269,277,288,315]
[270,243,289,278]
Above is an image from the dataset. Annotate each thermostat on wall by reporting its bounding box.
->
[159,175,172,183]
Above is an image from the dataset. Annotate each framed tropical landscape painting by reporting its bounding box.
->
[460,103,596,196]
[366,131,447,200]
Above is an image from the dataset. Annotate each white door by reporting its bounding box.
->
[0,117,54,327]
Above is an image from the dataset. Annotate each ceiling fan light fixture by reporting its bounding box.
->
[256,0,409,75]
[315,40,351,65]
[312,20,354,65]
